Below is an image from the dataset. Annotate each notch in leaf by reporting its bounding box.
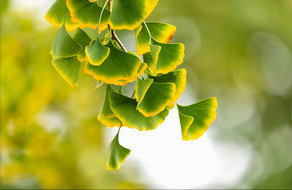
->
[177,98,218,141]
[135,78,176,117]
[98,85,122,128]
[109,0,159,30]
[136,22,176,55]
[148,38,185,75]
[45,0,79,31]
[109,91,169,131]
[52,56,81,87]
[51,24,82,59]
[106,129,131,170]
[67,0,110,31]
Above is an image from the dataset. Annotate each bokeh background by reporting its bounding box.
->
[1,0,292,189]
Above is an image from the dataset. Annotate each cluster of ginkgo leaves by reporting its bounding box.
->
[45,0,218,170]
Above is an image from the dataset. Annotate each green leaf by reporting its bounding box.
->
[73,28,92,62]
[135,78,153,105]
[52,56,81,87]
[109,91,169,131]
[177,98,218,141]
[149,69,187,103]
[149,38,185,75]
[98,85,122,127]
[143,45,161,73]
[84,41,142,86]
[106,129,131,170]
[67,0,110,30]
[45,0,79,31]
[135,78,176,117]
[136,22,176,55]
[51,24,82,59]
[109,0,159,30]
[85,39,110,66]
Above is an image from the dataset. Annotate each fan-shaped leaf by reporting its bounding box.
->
[51,24,82,59]
[73,28,92,62]
[109,0,159,30]
[135,79,176,117]
[52,56,81,87]
[149,69,187,102]
[45,0,79,31]
[67,0,110,30]
[114,63,148,86]
[109,91,169,131]
[106,129,131,170]
[84,41,142,85]
[85,39,110,66]
[136,22,176,55]
[177,98,218,141]
[149,38,185,75]
[98,85,122,127]
[143,45,161,73]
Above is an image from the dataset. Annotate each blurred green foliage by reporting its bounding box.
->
[149,0,292,188]
[1,0,292,189]
[1,8,145,190]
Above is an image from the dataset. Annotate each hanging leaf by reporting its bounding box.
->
[143,45,161,73]
[109,0,159,30]
[67,0,110,30]
[73,28,92,62]
[135,78,176,117]
[109,91,169,131]
[177,98,218,141]
[85,39,110,66]
[45,0,79,31]
[136,22,176,55]
[51,24,82,59]
[84,41,142,85]
[106,129,131,170]
[148,38,185,75]
[149,69,187,102]
[114,63,148,86]
[98,85,122,127]
[52,56,81,87]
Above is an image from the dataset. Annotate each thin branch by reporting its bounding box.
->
[107,0,128,52]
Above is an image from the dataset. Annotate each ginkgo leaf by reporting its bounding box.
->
[73,28,92,62]
[109,0,159,30]
[45,0,79,31]
[135,78,153,105]
[176,98,218,141]
[109,91,169,131]
[149,38,185,74]
[114,63,148,86]
[52,56,81,87]
[135,78,176,117]
[51,24,82,59]
[143,45,161,73]
[84,41,142,85]
[106,129,131,170]
[149,69,187,102]
[136,22,176,55]
[85,39,110,66]
[66,0,110,30]
[98,85,122,127]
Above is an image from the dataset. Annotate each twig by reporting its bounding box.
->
[107,0,128,52]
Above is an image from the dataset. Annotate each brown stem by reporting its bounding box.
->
[107,0,128,52]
